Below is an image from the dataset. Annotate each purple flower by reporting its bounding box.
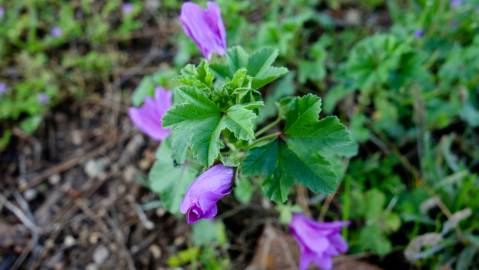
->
[180,164,234,224]
[289,213,349,270]
[122,3,134,14]
[0,7,5,19]
[451,0,464,8]
[414,29,424,38]
[51,26,62,37]
[0,82,7,95]
[38,93,49,104]
[128,87,172,141]
[180,2,227,60]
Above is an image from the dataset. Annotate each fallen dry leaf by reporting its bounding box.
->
[246,224,298,270]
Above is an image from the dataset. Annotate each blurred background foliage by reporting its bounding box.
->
[0,0,143,146]
[1,0,478,269]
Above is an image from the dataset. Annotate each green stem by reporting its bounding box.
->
[250,132,281,148]
[255,117,281,137]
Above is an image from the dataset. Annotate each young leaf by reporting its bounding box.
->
[210,46,287,88]
[148,142,198,213]
[246,47,280,77]
[164,85,260,165]
[179,60,215,91]
[252,66,289,89]
[163,86,223,165]
[223,104,257,141]
[247,46,288,89]
[210,46,249,78]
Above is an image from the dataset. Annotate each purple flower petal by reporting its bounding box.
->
[450,0,464,8]
[0,82,7,95]
[180,164,234,224]
[414,29,424,38]
[51,26,62,37]
[38,93,49,104]
[180,1,227,60]
[122,3,134,14]
[289,213,349,270]
[128,87,172,141]
[0,7,5,19]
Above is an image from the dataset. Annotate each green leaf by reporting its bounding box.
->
[210,46,249,78]
[359,225,392,256]
[252,66,289,89]
[234,177,255,204]
[0,130,12,151]
[282,94,323,132]
[148,142,198,213]
[261,165,292,203]
[350,114,370,142]
[364,189,386,221]
[242,140,279,177]
[20,115,42,134]
[323,83,354,113]
[346,34,406,91]
[384,212,401,233]
[167,247,200,267]
[210,46,287,88]
[277,204,302,224]
[192,220,227,246]
[243,140,292,203]
[131,76,155,107]
[226,46,249,74]
[457,246,477,270]
[164,84,260,165]
[460,101,479,127]
[284,95,358,158]
[224,105,257,141]
[257,72,296,123]
[298,60,325,84]
[179,60,215,91]
[246,47,280,77]
[131,69,178,106]
[283,145,338,194]
[163,87,223,165]
[244,140,335,202]
[298,41,327,83]
[243,94,357,201]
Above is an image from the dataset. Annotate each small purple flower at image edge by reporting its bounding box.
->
[128,87,172,142]
[0,82,7,95]
[450,0,464,8]
[122,3,134,15]
[180,1,227,60]
[414,29,424,38]
[0,7,5,19]
[51,26,62,37]
[289,213,350,270]
[38,93,49,104]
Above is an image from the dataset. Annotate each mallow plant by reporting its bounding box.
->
[129,2,357,269]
